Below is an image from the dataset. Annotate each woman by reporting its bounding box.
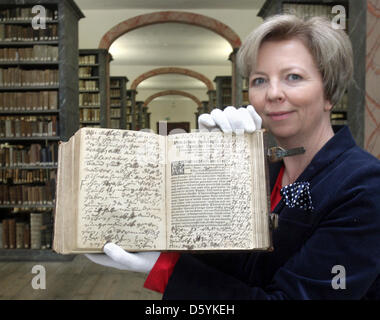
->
[86,14,380,299]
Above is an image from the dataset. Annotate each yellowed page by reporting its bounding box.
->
[76,128,166,252]
[250,130,271,250]
[166,131,256,250]
[52,140,66,253]
[53,132,78,254]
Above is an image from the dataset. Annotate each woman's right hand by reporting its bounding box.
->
[198,105,262,133]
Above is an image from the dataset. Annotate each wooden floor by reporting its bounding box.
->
[0,254,163,300]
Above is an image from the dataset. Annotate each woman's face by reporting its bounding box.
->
[248,38,332,141]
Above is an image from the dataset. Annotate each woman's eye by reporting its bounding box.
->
[287,74,302,81]
[251,78,266,86]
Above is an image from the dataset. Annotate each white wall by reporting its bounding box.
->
[147,98,199,133]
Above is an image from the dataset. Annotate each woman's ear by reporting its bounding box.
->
[324,100,333,112]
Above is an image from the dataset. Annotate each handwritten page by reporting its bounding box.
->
[77,128,166,251]
[166,132,254,250]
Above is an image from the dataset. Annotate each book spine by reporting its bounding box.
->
[2,219,9,248]
[16,221,25,249]
[0,222,2,248]
[30,213,42,249]
[24,223,30,249]
[8,218,16,249]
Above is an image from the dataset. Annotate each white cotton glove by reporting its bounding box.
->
[85,243,160,273]
[198,105,262,133]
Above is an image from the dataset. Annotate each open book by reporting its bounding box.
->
[53,127,272,254]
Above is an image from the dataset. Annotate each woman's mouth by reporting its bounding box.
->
[267,111,294,121]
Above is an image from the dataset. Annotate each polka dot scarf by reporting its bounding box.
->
[280,182,314,211]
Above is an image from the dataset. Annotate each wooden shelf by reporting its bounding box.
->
[0,109,59,115]
[0,249,74,261]
[0,85,59,91]
[0,40,59,46]
[109,76,128,129]
[79,49,109,128]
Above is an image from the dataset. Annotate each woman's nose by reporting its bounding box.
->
[266,81,285,103]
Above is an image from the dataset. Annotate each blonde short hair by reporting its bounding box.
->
[237,14,353,107]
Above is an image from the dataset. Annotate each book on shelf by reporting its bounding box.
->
[0,115,57,137]
[0,183,56,205]
[53,127,272,254]
[282,3,337,20]
[1,219,8,248]
[79,93,100,106]
[0,7,58,22]
[0,143,58,167]
[0,213,53,250]
[8,218,15,248]
[0,45,58,62]
[0,91,58,111]
[79,80,98,91]
[0,68,58,87]
[0,213,52,249]
[80,108,100,122]
[0,24,58,42]
[79,55,97,65]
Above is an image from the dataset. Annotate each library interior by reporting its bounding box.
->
[0,0,378,300]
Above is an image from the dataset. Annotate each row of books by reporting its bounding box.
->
[221,96,232,106]
[0,181,55,205]
[0,143,58,167]
[242,90,249,105]
[79,80,98,91]
[0,7,58,22]
[0,45,58,62]
[110,119,121,129]
[79,66,97,78]
[80,124,100,129]
[110,79,121,87]
[79,55,97,65]
[0,213,53,250]
[80,108,100,122]
[0,115,57,137]
[0,168,56,184]
[331,111,347,126]
[282,3,338,20]
[110,109,121,118]
[111,99,121,106]
[0,91,58,111]
[110,89,120,97]
[79,92,100,106]
[0,68,58,87]
[0,24,58,41]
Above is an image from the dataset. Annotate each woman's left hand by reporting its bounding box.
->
[85,243,160,273]
[198,105,262,133]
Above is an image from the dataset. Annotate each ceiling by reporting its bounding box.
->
[109,23,233,67]
[75,0,266,101]
[75,0,265,10]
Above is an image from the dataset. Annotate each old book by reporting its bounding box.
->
[2,219,9,248]
[24,223,30,249]
[30,213,42,249]
[8,218,15,249]
[16,222,25,249]
[53,127,272,254]
[0,222,3,248]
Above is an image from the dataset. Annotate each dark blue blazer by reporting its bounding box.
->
[163,126,380,300]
